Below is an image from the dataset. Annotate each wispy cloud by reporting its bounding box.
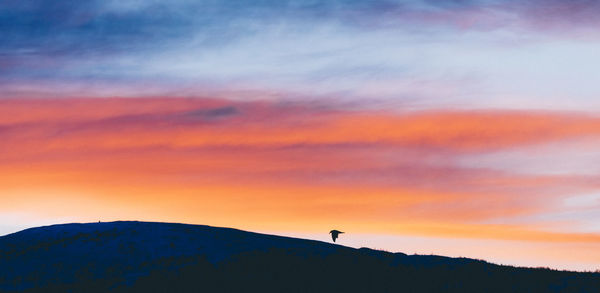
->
[3,1,600,110]
[2,97,600,253]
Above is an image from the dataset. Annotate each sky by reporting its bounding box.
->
[2,0,600,271]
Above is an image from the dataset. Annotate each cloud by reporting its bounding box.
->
[2,0,600,115]
[3,97,600,238]
[5,98,600,153]
[184,106,240,119]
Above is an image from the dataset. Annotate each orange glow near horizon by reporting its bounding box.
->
[2,97,600,271]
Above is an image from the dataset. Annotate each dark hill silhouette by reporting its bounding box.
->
[0,221,598,292]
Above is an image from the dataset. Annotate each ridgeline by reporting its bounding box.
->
[0,221,597,292]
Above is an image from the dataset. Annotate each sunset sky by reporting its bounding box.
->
[2,0,600,271]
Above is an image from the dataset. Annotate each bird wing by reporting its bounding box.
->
[331,233,337,242]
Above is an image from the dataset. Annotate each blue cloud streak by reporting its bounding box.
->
[2,0,600,111]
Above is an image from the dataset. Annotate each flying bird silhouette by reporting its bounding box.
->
[329,230,344,242]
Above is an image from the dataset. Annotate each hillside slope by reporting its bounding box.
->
[0,221,598,292]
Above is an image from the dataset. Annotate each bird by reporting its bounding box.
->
[329,230,344,242]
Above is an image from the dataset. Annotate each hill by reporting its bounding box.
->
[0,221,598,292]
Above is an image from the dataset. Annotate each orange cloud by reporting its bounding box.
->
[4,99,600,157]
[2,97,600,249]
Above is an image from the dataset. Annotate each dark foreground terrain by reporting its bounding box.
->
[0,221,598,292]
